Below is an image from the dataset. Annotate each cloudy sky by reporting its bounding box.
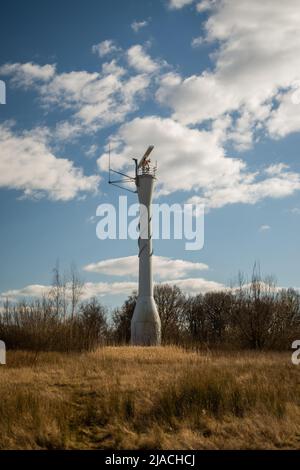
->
[1,0,300,307]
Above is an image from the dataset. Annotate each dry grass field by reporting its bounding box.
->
[0,346,300,450]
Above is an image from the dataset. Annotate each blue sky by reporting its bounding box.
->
[0,0,300,308]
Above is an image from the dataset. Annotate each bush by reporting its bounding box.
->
[0,297,108,352]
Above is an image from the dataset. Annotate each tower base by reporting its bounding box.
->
[131,296,161,346]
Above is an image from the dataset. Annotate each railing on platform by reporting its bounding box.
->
[137,162,157,177]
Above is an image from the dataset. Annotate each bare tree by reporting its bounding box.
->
[49,260,64,317]
[112,293,137,344]
[204,291,232,343]
[154,284,185,343]
[183,294,209,343]
[79,298,108,349]
[231,264,279,349]
[69,263,83,319]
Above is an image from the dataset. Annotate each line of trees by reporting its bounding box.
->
[112,272,300,350]
[0,264,108,352]
[1,265,299,351]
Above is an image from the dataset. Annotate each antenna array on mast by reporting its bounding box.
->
[108,145,156,193]
[108,142,137,193]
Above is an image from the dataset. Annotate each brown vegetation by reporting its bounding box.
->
[0,347,299,450]
[112,268,300,350]
[1,264,299,352]
[1,265,299,449]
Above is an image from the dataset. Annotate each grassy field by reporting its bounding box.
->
[0,346,299,449]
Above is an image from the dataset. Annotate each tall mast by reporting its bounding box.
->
[109,145,161,346]
[131,147,161,346]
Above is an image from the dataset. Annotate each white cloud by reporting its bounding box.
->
[6,278,300,303]
[92,39,119,57]
[0,284,51,301]
[127,45,159,73]
[160,0,300,143]
[3,4,300,210]
[74,71,150,129]
[191,36,204,48]
[98,115,300,208]
[264,163,289,176]
[0,281,137,302]
[0,62,55,87]
[0,276,223,303]
[196,1,216,12]
[85,144,98,158]
[168,0,195,9]
[259,225,271,232]
[2,60,151,138]
[131,20,148,33]
[98,115,242,196]
[43,70,100,106]
[84,255,208,280]
[82,281,136,298]
[188,165,300,209]
[227,111,257,151]
[0,123,99,201]
[267,90,300,138]
[165,277,224,294]
[54,121,87,142]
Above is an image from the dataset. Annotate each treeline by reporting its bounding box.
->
[1,265,299,351]
[0,264,108,352]
[113,273,300,350]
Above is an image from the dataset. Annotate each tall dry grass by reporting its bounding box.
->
[0,346,299,449]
